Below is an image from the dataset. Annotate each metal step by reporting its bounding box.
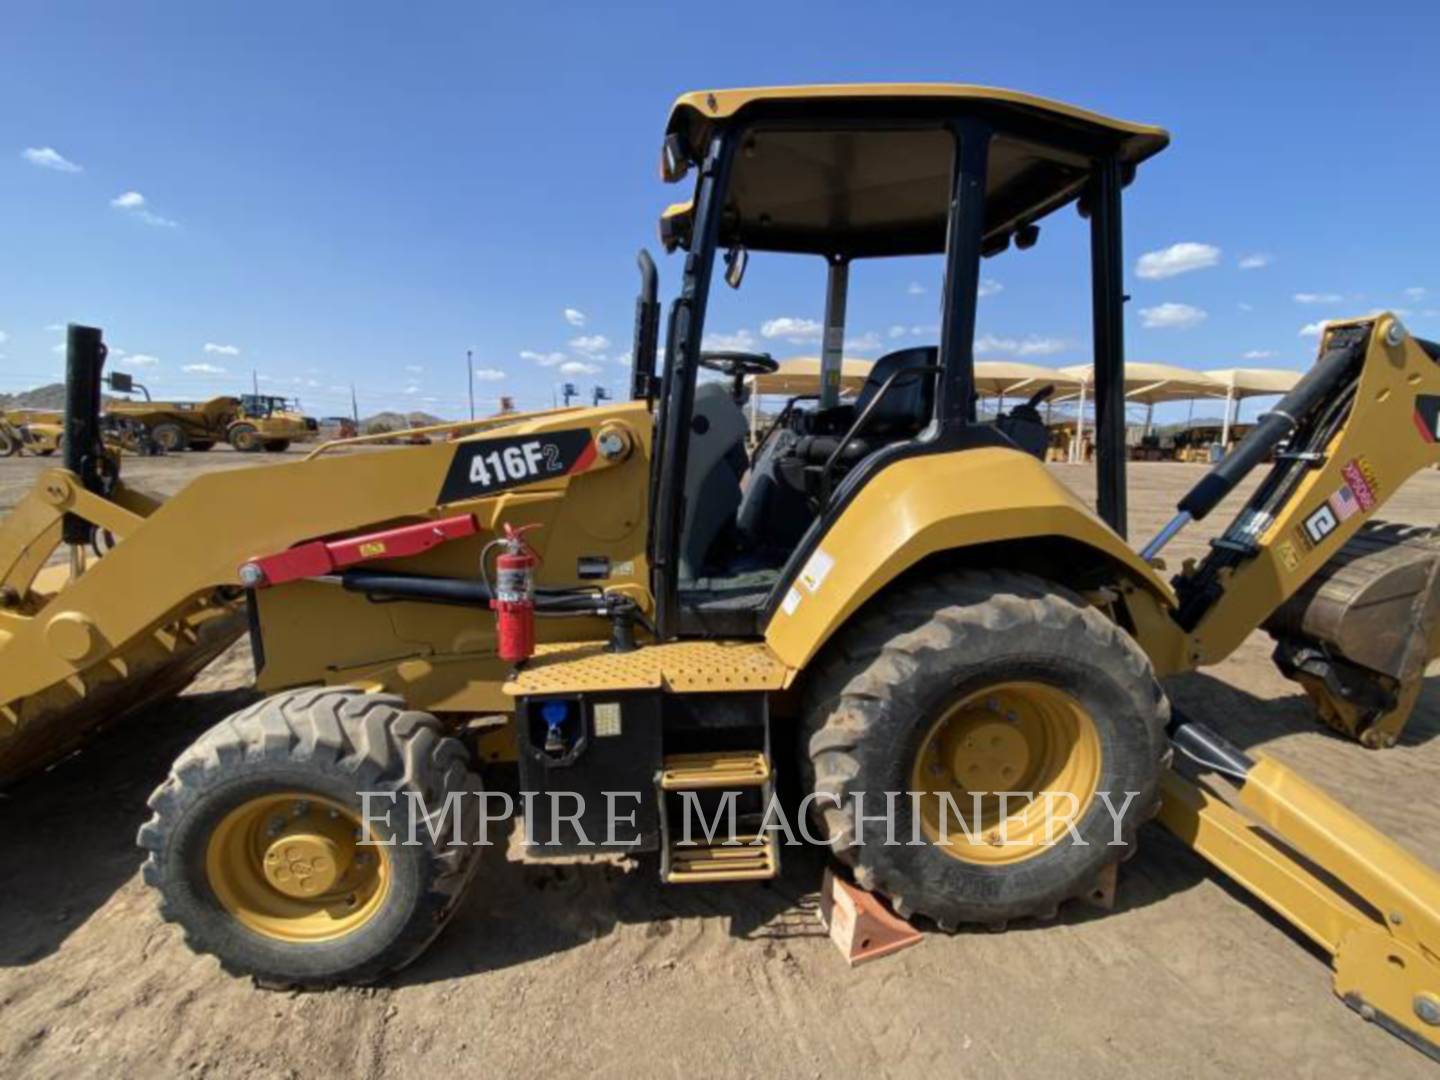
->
[664,833,779,883]
[659,750,771,791]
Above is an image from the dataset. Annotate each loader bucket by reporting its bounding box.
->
[0,565,244,784]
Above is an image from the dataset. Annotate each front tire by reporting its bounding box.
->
[229,423,261,452]
[138,688,484,986]
[801,570,1168,928]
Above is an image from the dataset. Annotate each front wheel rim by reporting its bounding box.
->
[204,792,391,942]
[909,681,1103,865]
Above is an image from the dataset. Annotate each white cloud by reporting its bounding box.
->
[22,147,81,173]
[906,282,926,295]
[1242,349,1278,360]
[760,317,822,343]
[110,190,177,227]
[976,333,1069,357]
[559,360,601,375]
[978,278,1003,298]
[128,354,160,366]
[404,364,424,374]
[1237,302,1255,312]
[402,384,420,395]
[520,349,567,367]
[1294,292,1342,304]
[110,347,127,357]
[45,323,64,332]
[204,342,240,356]
[563,308,587,327]
[0,330,7,345]
[888,325,908,339]
[50,343,65,355]
[1139,302,1207,330]
[1238,253,1272,271]
[1299,320,1328,337]
[182,362,226,374]
[473,368,506,381]
[1404,286,1427,300]
[702,328,758,351]
[1136,242,1220,280]
[568,334,610,355]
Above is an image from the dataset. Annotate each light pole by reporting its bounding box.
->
[466,349,475,420]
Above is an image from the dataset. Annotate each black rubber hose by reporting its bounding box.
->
[340,570,602,611]
[1177,328,1367,521]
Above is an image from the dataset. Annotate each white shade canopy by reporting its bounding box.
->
[974,361,1082,398]
[1058,361,1226,405]
[1203,367,1302,398]
[746,356,873,396]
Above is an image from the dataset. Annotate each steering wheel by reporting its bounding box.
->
[699,351,779,378]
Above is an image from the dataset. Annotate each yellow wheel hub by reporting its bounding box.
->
[205,793,390,942]
[911,682,1102,865]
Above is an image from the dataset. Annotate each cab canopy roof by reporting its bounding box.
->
[665,84,1169,259]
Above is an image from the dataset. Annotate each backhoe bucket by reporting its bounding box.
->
[1266,521,1440,746]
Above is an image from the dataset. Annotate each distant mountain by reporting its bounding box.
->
[359,410,446,434]
[0,383,86,411]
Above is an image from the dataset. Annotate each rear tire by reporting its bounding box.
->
[0,429,16,457]
[801,569,1168,928]
[138,688,484,986]
[151,422,189,453]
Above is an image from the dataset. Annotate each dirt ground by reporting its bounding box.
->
[2,449,1438,1079]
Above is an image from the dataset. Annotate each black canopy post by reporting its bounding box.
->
[935,124,991,429]
[1088,156,1127,538]
[818,256,849,409]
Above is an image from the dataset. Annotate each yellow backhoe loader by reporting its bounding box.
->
[1,85,1438,1059]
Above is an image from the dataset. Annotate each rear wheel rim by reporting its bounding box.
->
[909,681,1102,865]
[205,792,391,942]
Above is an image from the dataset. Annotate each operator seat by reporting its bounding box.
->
[779,346,937,491]
[735,347,937,551]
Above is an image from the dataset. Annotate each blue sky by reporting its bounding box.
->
[3,2,1438,423]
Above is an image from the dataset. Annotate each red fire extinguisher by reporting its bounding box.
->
[490,523,540,664]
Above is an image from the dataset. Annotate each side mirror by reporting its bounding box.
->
[107,371,134,393]
[723,246,748,289]
[660,133,690,183]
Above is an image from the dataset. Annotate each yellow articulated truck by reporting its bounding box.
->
[1,84,1438,1060]
[106,393,317,452]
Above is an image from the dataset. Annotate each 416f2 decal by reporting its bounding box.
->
[438,429,596,503]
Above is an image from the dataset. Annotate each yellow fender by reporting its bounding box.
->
[764,447,1179,671]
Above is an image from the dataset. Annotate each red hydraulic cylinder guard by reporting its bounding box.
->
[242,513,478,587]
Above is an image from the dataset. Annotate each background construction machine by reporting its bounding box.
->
[107,392,317,452]
[1,85,1438,1059]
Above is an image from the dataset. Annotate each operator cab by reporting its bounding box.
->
[639,85,1168,637]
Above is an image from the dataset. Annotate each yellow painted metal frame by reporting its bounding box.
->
[1162,761,1440,1056]
[1182,315,1440,664]
[764,445,1183,672]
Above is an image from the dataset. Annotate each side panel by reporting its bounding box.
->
[764,447,1181,671]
